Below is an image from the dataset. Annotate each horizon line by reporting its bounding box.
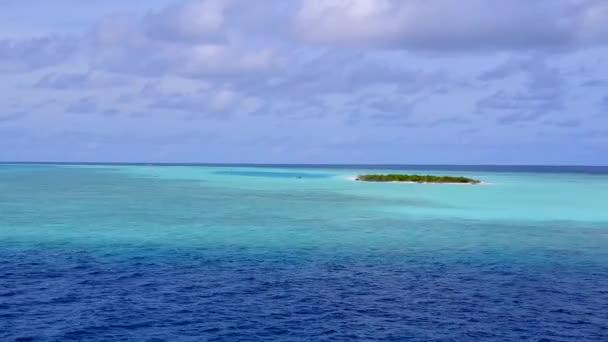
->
[1,161,608,168]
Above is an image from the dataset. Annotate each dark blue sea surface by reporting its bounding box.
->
[3,162,608,175]
[1,164,607,341]
[3,246,607,341]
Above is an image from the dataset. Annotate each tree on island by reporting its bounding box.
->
[356,174,481,184]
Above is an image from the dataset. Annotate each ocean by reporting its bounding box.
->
[1,164,607,341]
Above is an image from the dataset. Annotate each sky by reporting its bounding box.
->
[0,0,607,165]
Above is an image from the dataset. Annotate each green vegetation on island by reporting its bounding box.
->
[356,174,481,184]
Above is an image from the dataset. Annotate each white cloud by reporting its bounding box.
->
[295,0,608,50]
[144,0,231,43]
[91,0,280,78]
[140,81,256,116]
[0,36,77,73]
[575,0,608,42]
[209,88,237,111]
[177,43,278,77]
[295,0,403,45]
[35,71,129,90]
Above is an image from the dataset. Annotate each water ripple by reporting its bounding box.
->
[1,249,607,341]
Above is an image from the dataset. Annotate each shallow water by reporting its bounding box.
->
[1,164,607,341]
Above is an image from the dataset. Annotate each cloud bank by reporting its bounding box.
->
[0,0,606,164]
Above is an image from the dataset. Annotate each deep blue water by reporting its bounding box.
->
[1,164,607,341]
[4,162,608,174]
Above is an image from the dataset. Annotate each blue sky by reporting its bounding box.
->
[1,0,607,164]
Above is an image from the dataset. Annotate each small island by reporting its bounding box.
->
[355,174,481,184]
